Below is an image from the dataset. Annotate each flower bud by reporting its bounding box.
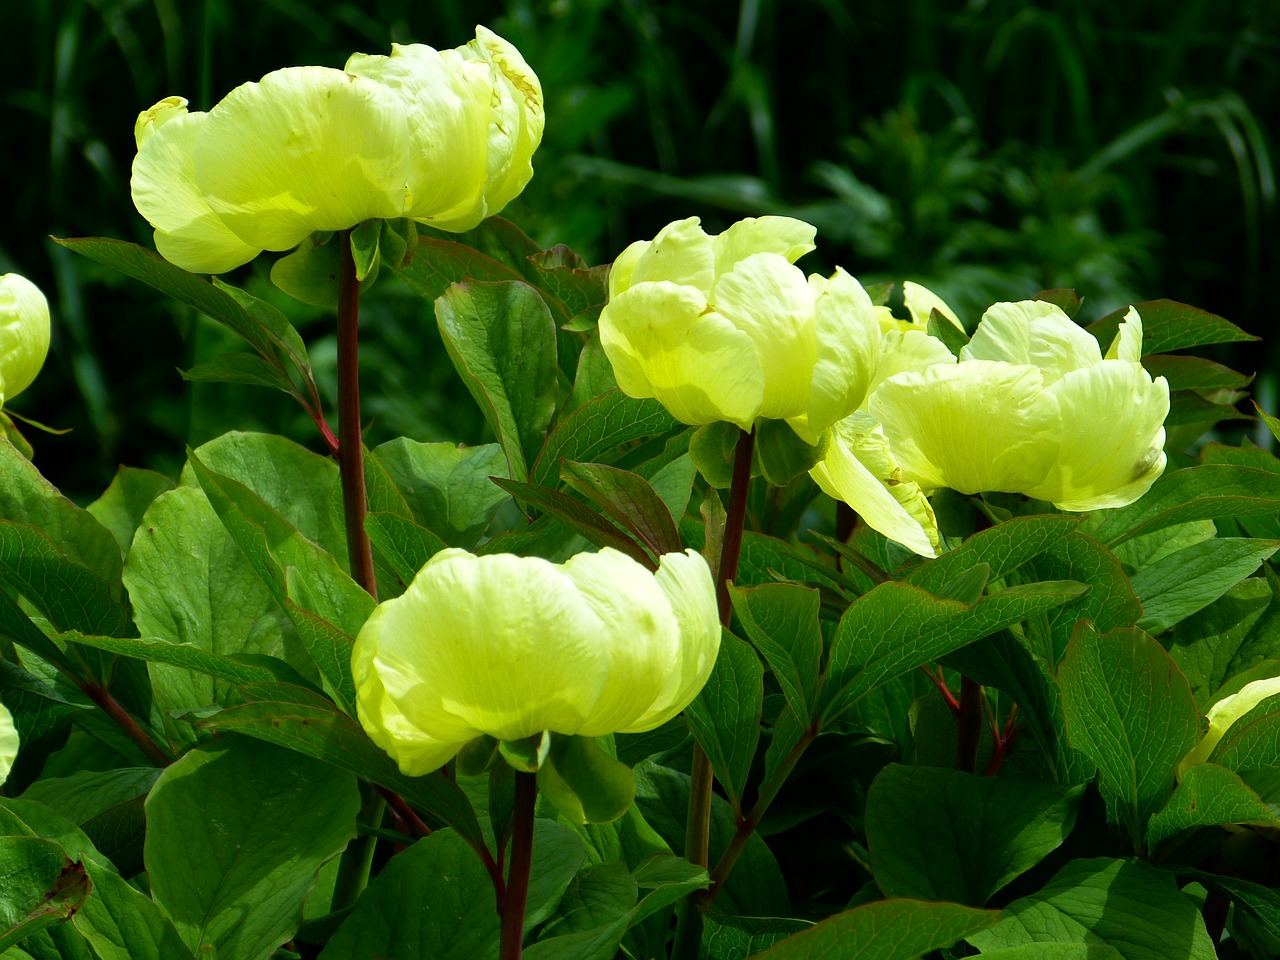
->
[0,699,17,787]
[352,547,720,776]
[1179,676,1280,776]
[0,274,51,406]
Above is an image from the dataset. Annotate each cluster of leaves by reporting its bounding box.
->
[0,217,1277,958]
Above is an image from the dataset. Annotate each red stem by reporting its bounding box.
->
[336,230,378,600]
[499,771,536,960]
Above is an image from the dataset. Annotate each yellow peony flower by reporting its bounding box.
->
[131,26,543,274]
[1179,675,1280,777]
[813,298,1169,557]
[0,699,17,786]
[352,547,720,777]
[598,216,881,444]
[0,274,51,407]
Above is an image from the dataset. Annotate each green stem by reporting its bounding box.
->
[674,425,756,960]
[702,723,819,902]
[337,230,377,600]
[956,676,982,773]
[77,679,171,767]
[499,771,537,960]
[330,786,384,911]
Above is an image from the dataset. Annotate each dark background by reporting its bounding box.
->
[2,0,1276,501]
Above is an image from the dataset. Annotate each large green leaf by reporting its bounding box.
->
[560,461,682,559]
[752,899,998,960]
[967,857,1216,960]
[123,485,306,748]
[0,837,90,951]
[822,579,1086,723]
[435,280,558,481]
[731,584,824,725]
[1057,625,1200,849]
[84,467,174,563]
[865,765,1084,905]
[684,632,764,810]
[1129,537,1279,634]
[145,736,361,960]
[195,681,485,852]
[1147,763,1278,850]
[371,439,509,548]
[907,515,1081,595]
[1086,299,1256,354]
[1166,576,1280,706]
[531,390,677,489]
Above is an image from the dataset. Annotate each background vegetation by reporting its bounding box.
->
[1,0,1276,500]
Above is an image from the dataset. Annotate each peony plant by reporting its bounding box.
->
[0,273,50,408]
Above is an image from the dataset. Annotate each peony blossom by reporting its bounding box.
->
[1179,675,1280,776]
[0,699,16,786]
[812,298,1169,557]
[0,274,51,407]
[598,216,881,444]
[352,547,720,776]
[131,26,543,274]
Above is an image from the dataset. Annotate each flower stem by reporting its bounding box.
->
[77,679,171,767]
[337,230,377,600]
[956,676,983,773]
[674,425,756,960]
[499,771,537,960]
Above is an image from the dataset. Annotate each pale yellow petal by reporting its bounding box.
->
[0,700,16,787]
[622,549,720,731]
[713,252,816,421]
[1029,363,1169,510]
[627,218,716,293]
[1180,676,1280,774]
[131,111,262,273]
[872,361,1058,494]
[795,268,881,441]
[562,548,680,735]
[1105,306,1144,362]
[811,413,940,557]
[962,300,1068,364]
[134,96,188,149]
[346,44,492,229]
[866,329,957,401]
[712,216,816,275]
[0,274,51,402]
[903,280,962,331]
[599,281,764,429]
[194,66,409,250]
[608,239,652,299]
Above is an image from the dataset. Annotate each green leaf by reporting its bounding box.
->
[84,467,174,563]
[1057,624,1200,849]
[0,437,124,588]
[71,864,194,960]
[929,306,971,355]
[753,899,999,960]
[186,448,373,706]
[907,515,1081,595]
[197,681,486,851]
[632,760,788,916]
[364,511,448,590]
[179,352,299,396]
[145,736,361,960]
[372,439,509,548]
[704,914,811,959]
[1208,694,1280,776]
[349,219,382,281]
[754,419,826,486]
[730,584,823,725]
[1087,299,1256,354]
[0,838,90,951]
[689,420,742,489]
[1033,288,1084,320]
[528,245,610,320]
[683,632,764,810]
[1188,872,1280,943]
[493,477,653,567]
[1147,763,1279,850]
[392,229,527,307]
[1141,354,1253,391]
[123,485,306,747]
[532,390,678,489]
[823,579,1086,723]
[1128,537,1280,634]
[865,764,1085,905]
[539,736,637,825]
[967,857,1216,960]
[269,231,342,307]
[560,461,681,559]
[317,829,500,960]
[435,280,558,481]
[1081,464,1280,546]
[500,731,552,773]
[1167,576,1280,707]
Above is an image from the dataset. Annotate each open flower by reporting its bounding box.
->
[1179,676,1280,776]
[131,26,543,274]
[0,274,51,407]
[352,547,720,776]
[598,216,881,444]
[0,699,17,786]
[812,298,1169,557]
